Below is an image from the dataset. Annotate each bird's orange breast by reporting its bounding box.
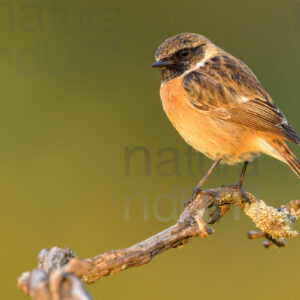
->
[160,77,215,155]
[160,77,261,164]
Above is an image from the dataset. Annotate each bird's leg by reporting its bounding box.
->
[185,158,221,206]
[236,161,249,190]
[208,161,249,224]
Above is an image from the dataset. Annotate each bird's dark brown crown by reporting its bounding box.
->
[154,33,211,83]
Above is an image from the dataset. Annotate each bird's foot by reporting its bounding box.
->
[183,187,202,207]
[208,183,245,224]
[208,204,230,224]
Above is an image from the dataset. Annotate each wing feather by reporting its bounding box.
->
[182,56,300,144]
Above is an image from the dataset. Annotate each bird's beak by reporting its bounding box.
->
[151,60,173,68]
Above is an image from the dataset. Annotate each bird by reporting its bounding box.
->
[152,33,299,199]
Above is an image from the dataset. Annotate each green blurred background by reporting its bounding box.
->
[1,0,299,299]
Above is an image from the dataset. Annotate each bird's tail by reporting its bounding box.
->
[284,146,300,177]
[266,138,300,177]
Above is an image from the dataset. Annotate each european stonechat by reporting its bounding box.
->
[152,33,299,194]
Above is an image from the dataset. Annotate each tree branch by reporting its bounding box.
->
[17,186,300,300]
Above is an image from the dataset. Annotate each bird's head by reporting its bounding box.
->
[152,33,213,82]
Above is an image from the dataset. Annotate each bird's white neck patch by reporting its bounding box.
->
[183,52,211,76]
[195,60,206,68]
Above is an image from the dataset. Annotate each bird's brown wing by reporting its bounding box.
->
[182,68,300,144]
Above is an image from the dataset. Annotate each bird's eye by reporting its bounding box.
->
[178,49,191,59]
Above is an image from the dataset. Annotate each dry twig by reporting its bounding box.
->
[17,186,300,300]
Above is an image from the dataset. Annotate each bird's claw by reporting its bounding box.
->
[208,204,230,224]
[183,187,202,207]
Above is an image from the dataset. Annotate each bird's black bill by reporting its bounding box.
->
[151,60,173,68]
